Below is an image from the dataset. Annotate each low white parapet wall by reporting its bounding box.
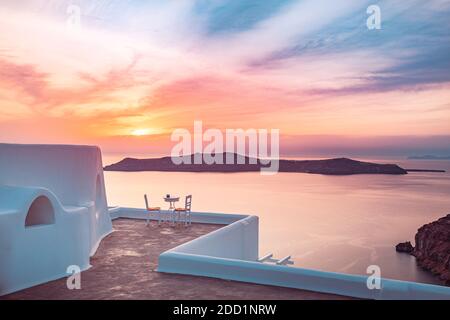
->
[110,207,248,225]
[162,215,258,261]
[107,207,450,300]
[158,252,450,300]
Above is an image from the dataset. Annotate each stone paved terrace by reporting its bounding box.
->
[2,218,351,300]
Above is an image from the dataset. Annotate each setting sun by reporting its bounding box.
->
[131,129,152,136]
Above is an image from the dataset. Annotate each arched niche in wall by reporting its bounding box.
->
[25,196,55,227]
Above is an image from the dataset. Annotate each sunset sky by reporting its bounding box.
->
[0,0,449,156]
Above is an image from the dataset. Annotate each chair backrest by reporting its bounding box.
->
[144,194,149,210]
[185,195,192,212]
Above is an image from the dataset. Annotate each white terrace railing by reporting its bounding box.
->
[111,207,450,300]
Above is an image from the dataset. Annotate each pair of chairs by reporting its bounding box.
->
[144,194,192,226]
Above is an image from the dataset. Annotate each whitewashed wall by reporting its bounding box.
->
[163,215,258,260]
[153,210,450,300]
[0,144,112,295]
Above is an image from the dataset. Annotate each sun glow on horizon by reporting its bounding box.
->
[131,128,152,136]
[0,1,449,155]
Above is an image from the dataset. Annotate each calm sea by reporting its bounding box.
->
[103,154,450,285]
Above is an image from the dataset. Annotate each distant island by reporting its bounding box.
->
[408,155,450,160]
[104,153,409,175]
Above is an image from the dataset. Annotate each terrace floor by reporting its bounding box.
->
[2,218,351,300]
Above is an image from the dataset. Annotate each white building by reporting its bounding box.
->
[0,144,112,295]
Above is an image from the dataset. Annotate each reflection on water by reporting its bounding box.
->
[103,154,450,285]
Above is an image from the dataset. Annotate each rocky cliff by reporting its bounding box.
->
[397,214,450,285]
[413,214,450,285]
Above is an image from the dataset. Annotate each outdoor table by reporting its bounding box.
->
[164,196,179,210]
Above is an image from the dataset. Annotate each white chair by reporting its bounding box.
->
[144,194,161,226]
[174,195,192,226]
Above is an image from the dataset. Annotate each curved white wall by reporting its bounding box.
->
[164,215,258,261]
[0,144,112,295]
[156,212,450,300]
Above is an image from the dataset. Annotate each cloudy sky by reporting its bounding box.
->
[0,0,449,156]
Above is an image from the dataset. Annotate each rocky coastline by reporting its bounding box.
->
[396,214,450,286]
